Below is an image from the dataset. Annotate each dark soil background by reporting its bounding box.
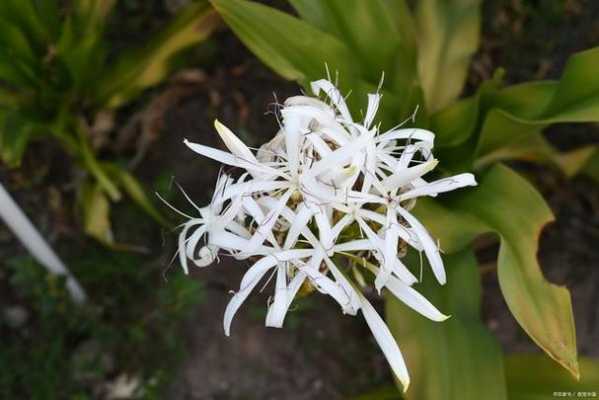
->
[1,1,598,399]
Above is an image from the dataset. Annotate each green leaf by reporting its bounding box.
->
[0,0,49,51]
[387,249,507,400]
[211,0,357,84]
[475,48,599,166]
[98,1,219,108]
[0,112,35,167]
[541,47,599,120]
[76,124,121,201]
[103,163,170,227]
[506,355,599,400]
[288,0,400,83]
[79,181,114,245]
[0,18,37,64]
[416,0,481,112]
[414,164,579,378]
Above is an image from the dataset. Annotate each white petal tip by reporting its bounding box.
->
[401,380,410,393]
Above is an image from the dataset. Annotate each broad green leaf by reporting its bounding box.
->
[289,0,400,83]
[99,1,220,108]
[103,163,170,227]
[432,71,503,148]
[416,0,481,112]
[430,95,479,147]
[211,0,357,85]
[475,48,599,164]
[0,112,35,167]
[79,181,114,245]
[414,164,579,378]
[387,249,507,400]
[506,354,599,400]
[0,19,37,64]
[0,0,48,51]
[541,47,599,120]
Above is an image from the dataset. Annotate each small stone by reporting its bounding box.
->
[3,306,29,329]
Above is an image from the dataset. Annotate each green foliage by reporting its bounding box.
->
[0,248,203,398]
[0,0,218,245]
[414,165,578,378]
[210,0,599,396]
[387,250,507,399]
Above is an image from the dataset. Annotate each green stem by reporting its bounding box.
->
[75,122,121,201]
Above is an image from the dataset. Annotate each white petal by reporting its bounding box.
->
[323,255,361,314]
[385,276,449,322]
[310,79,352,122]
[381,159,439,192]
[265,263,288,328]
[243,189,293,252]
[310,204,334,250]
[183,139,279,176]
[364,93,381,129]
[281,111,302,177]
[358,294,410,392]
[283,203,313,249]
[307,131,374,177]
[184,224,207,260]
[396,206,446,285]
[214,119,258,165]
[223,255,278,336]
[377,128,435,145]
[398,173,477,201]
[333,239,376,252]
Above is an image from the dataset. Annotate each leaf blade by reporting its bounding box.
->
[414,164,579,378]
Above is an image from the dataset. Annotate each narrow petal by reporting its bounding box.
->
[377,128,435,145]
[396,206,446,285]
[310,79,352,122]
[359,294,410,392]
[224,255,278,335]
[381,159,439,192]
[214,119,258,165]
[364,93,381,129]
[398,173,477,201]
[385,276,449,322]
[183,139,279,176]
[283,203,313,249]
[265,263,289,328]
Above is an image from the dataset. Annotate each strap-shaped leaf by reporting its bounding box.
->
[289,0,401,83]
[98,1,219,108]
[475,48,599,162]
[0,112,35,168]
[414,164,579,378]
[416,0,481,112]
[386,249,507,400]
[103,163,170,227]
[211,0,357,84]
[431,74,503,147]
[506,354,599,400]
[79,180,114,245]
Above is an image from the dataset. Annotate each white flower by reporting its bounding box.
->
[171,78,477,392]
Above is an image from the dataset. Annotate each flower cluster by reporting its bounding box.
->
[174,79,476,391]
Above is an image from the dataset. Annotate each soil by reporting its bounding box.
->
[1,1,599,399]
